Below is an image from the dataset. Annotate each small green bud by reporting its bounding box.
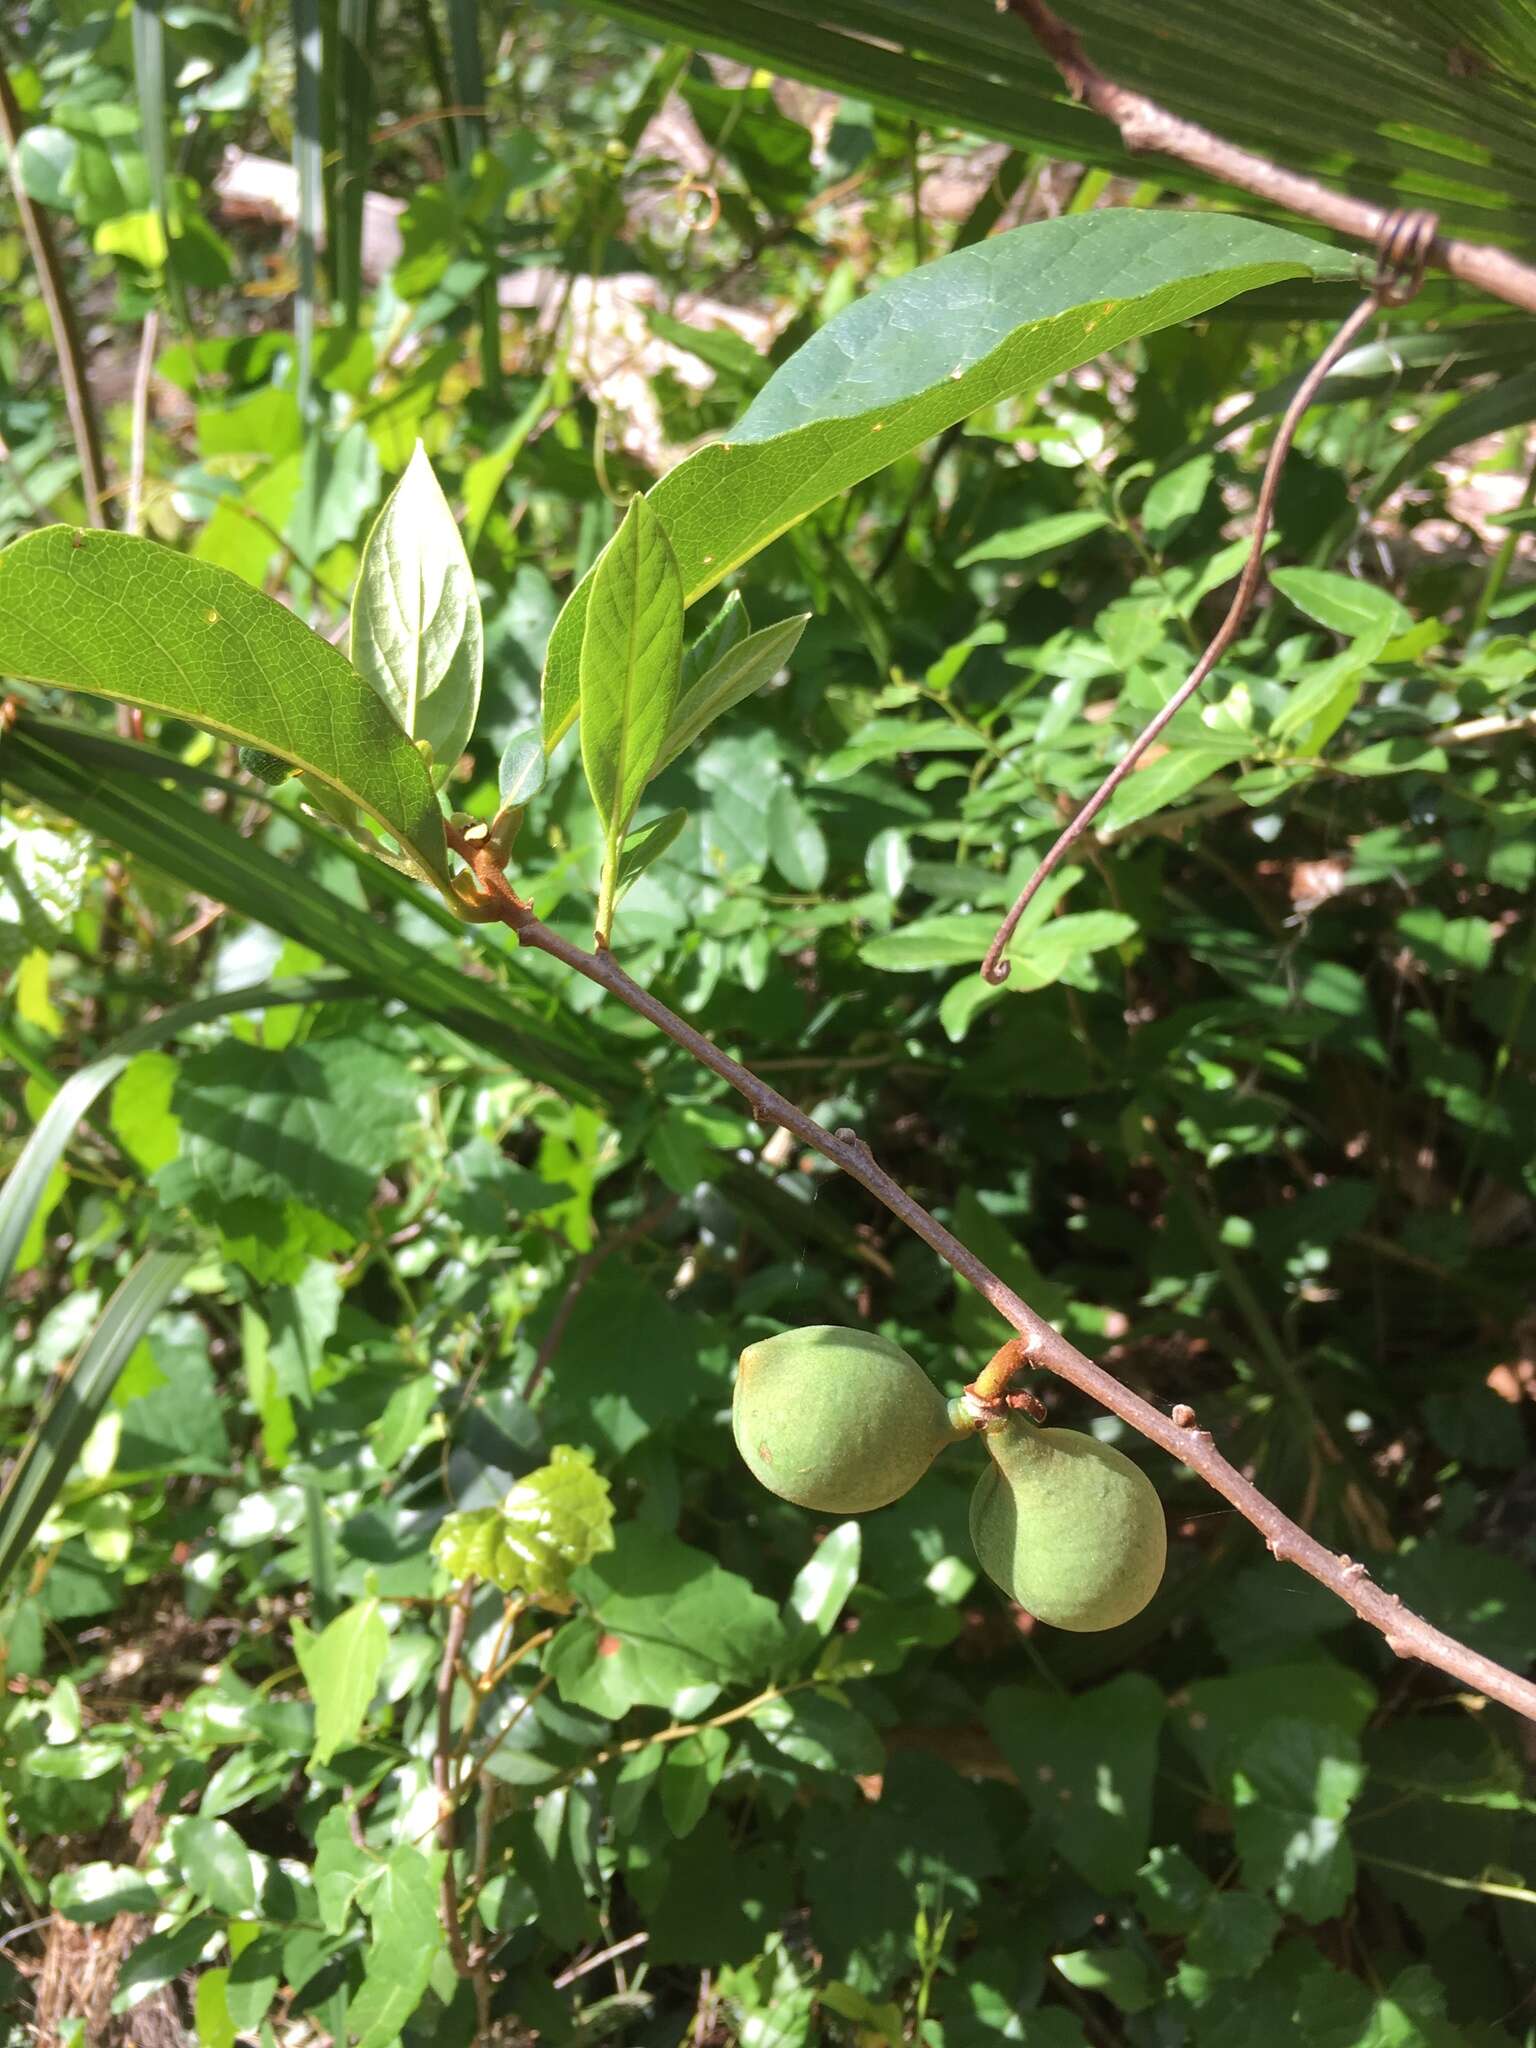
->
[238,745,295,785]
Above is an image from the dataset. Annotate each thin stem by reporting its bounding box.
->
[434,1581,490,2032]
[446,823,1536,1727]
[0,66,111,527]
[979,291,1381,984]
[126,310,160,538]
[1005,0,1536,316]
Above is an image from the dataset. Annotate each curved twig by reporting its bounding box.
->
[447,825,1536,1726]
[1005,0,1536,317]
[979,289,1379,984]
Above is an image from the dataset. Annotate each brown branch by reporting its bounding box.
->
[1004,0,1536,317]
[434,1580,490,2033]
[0,65,111,527]
[980,289,1380,983]
[447,824,1536,1726]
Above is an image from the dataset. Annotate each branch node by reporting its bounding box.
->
[1339,1556,1369,1585]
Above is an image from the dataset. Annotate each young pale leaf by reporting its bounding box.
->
[0,528,451,889]
[616,808,688,892]
[652,613,809,777]
[433,1445,615,1600]
[680,588,751,696]
[498,727,548,808]
[543,210,1354,744]
[292,1597,390,1767]
[580,494,684,841]
[351,442,483,773]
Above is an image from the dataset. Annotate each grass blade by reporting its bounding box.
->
[0,714,632,1102]
[0,1246,197,1596]
[332,0,377,325]
[441,0,501,399]
[291,0,324,418]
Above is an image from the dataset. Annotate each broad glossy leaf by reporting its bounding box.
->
[0,527,450,888]
[351,442,483,773]
[543,210,1353,742]
[579,493,684,841]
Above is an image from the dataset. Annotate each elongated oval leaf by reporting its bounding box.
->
[580,494,684,842]
[351,442,483,774]
[543,209,1356,743]
[652,613,809,778]
[0,528,450,887]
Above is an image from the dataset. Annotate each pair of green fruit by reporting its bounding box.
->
[732,1326,1166,1633]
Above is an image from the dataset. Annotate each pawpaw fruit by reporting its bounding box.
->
[733,1325,967,1512]
[969,1417,1165,1631]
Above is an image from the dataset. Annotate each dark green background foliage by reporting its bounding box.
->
[2,3,1535,2044]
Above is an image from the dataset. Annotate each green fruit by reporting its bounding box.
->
[733,1325,966,1512]
[969,1418,1166,1631]
[238,745,295,785]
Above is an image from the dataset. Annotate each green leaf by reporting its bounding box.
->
[432,1445,616,1599]
[1053,1946,1157,2014]
[350,441,484,774]
[346,1843,445,2048]
[169,1815,260,1916]
[291,1597,390,1767]
[616,808,689,892]
[788,1522,861,1635]
[50,1861,159,1923]
[1231,1719,1365,1923]
[158,1034,424,1235]
[1270,567,1409,643]
[543,211,1352,743]
[580,493,685,841]
[545,1526,788,1716]
[652,614,809,776]
[767,785,828,892]
[498,727,548,808]
[985,1675,1165,1893]
[751,1692,883,1778]
[660,1726,731,1838]
[0,976,364,1297]
[0,528,450,890]
[957,508,1109,567]
[681,588,751,695]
